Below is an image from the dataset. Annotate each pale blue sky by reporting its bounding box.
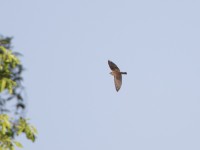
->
[2,0,200,150]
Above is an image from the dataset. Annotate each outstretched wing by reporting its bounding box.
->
[114,72,122,92]
[108,60,120,71]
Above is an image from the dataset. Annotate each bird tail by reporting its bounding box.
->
[121,72,127,75]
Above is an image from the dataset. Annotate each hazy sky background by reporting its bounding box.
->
[1,0,200,150]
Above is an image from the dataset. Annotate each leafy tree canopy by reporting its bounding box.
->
[0,35,37,150]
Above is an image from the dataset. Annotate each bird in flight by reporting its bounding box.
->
[108,60,127,92]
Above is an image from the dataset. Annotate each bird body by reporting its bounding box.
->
[108,60,127,91]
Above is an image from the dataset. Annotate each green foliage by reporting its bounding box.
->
[16,118,37,142]
[0,36,26,116]
[0,46,20,94]
[0,35,37,150]
[0,114,37,150]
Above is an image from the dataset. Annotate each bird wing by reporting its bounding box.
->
[114,72,122,92]
[108,60,120,71]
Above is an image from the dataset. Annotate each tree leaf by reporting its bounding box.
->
[0,78,6,92]
[14,141,23,148]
